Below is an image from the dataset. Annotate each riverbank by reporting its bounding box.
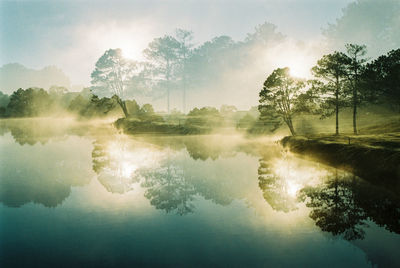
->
[114,118,212,135]
[281,134,400,184]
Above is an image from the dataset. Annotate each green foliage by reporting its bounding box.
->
[91,48,137,117]
[0,91,9,105]
[362,48,400,111]
[249,105,282,134]
[68,94,119,118]
[310,52,352,134]
[259,67,305,135]
[114,118,209,135]
[185,107,223,128]
[6,88,53,117]
[345,43,369,134]
[236,113,256,129]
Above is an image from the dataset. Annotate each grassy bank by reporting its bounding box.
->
[114,118,211,135]
[281,134,400,186]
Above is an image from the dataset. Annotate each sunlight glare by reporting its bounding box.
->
[288,63,309,78]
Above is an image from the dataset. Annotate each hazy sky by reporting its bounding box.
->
[1,0,354,85]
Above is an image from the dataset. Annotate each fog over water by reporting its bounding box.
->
[0,1,399,267]
[0,118,399,267]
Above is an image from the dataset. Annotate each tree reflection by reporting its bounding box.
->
[0,176,71,208]
[91,139,140,194]
[140,155,197,215]
[184,139,223,160]
[299,172,367,240]
[0,136,92,207]
[258,155,298,212]
[257,152,400,241]
[299,170,400,240]
[0,119,52,145]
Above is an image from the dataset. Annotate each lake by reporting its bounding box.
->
[1,119,399,267]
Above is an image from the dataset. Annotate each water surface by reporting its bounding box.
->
[1,119,399,267]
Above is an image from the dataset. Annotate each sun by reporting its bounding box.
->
[120,43,142,60]
[287,62,310,78]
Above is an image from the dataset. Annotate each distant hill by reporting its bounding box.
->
[0,63,71,94]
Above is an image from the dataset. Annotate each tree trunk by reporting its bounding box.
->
[286,116,296,136]
[335,77,339,135]
[353,83,357,135]
[120,100,129,118]
[353,66,358,135]
[116,96,129,118]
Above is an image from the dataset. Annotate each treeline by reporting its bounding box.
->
[0,86,157,119]
[0,86,259,132]
[90,22,284,114]
[257,45,399,136]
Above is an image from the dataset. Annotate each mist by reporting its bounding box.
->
[1,2,400,266]
[2,0,399,112]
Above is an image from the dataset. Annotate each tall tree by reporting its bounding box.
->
[345,44,368,134]
[144,36,180,113]
[175,29,194,113]
[188,36,237,87]
[312,52,350,135]
[259,67,305,135]
[91,48,136,118]
[362,48,400,112]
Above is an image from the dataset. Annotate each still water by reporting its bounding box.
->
[1,119,399,267]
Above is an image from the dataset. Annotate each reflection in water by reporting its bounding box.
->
[141,156,197,215]
[300,172,367,240]
[92,139,137,194]
[257,152,400,241]
[92,136,162,194]
[1,119,400,267]
[0,135,93,207]
[258,152,325,213]
[258,158,298,213]
[1,118,399,247]
[300,171,400,240]
[90,135,258,214]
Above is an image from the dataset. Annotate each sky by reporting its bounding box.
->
[0,0,354,86]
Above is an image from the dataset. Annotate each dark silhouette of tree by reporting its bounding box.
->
[362,48,400,112]
[68,93,119,118]
[144,36,180,113]
[259,67,305,135]
[311,52,351,135]
[345,44,368,134]
[299,172,367,240]
[300,170,400,240]
[0,91,10,116]
[350,177,400,235]
[91,48,137,117]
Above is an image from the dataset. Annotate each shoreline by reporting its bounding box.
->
[281,135,400,187]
